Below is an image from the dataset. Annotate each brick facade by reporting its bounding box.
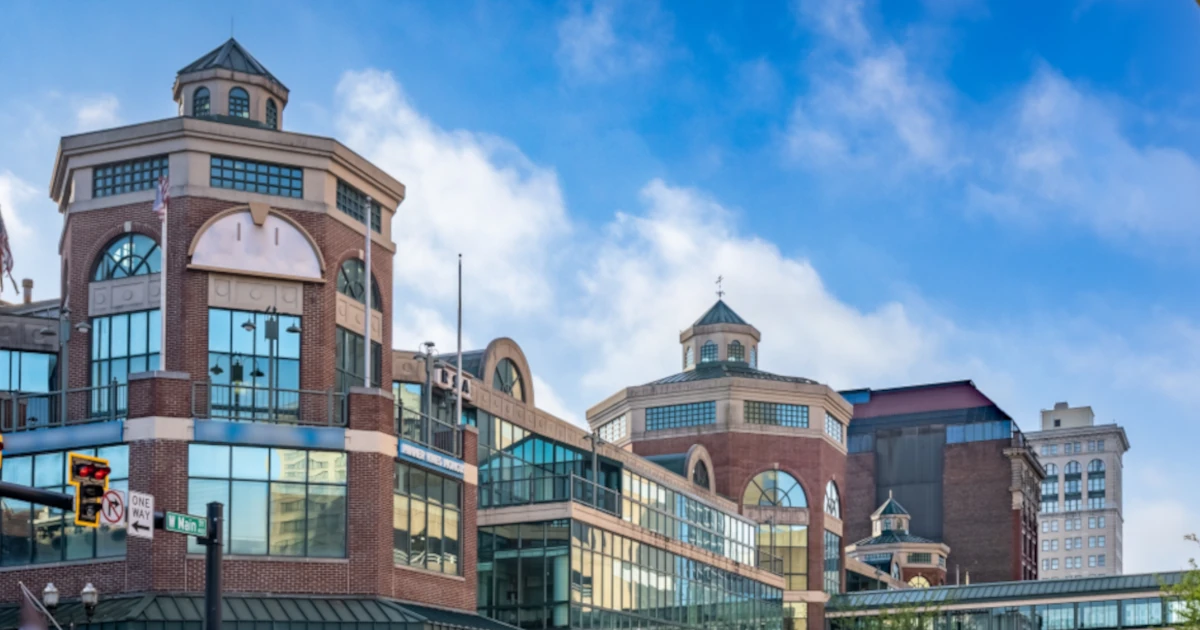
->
[941,441,1018,584]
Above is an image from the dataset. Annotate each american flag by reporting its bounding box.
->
[152,175,169,219]
[0,204,16,294]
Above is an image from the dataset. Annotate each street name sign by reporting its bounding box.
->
[165,511,207,538]
[128,490,155,540]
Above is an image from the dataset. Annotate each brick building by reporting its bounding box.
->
[587,300,853,630]
[0,38,495,629]
[839,381,1043,585]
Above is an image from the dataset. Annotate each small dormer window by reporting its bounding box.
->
[266,98,278,130]
[229,87,250,118]
[700,341,718,363]
[684,346,694,369]
[728,340,744,362]
[193,87,211,116]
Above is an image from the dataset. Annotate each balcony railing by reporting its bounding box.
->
[191,382,347,426]
[0,382,126,432]
[397,406,463,458]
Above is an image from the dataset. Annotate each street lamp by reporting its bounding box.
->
[80,583,98,622]
[41,583,58,612]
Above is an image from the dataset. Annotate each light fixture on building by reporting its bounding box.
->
[286,323,301,334]
[80,583,98,621]
[41,583,59,611]
[74,321,92,333]
[241,319,256,332]
[210,364,224,376]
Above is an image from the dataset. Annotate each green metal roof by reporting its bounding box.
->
[645,452,689,476]
[646,361,817,386]
[829,572,1187,612]
[852,531,937,547]
[694,300,749,326]
[0,594,515,630]
[179,38,286,89]
[871,494,910,518]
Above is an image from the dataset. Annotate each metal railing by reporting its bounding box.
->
[191,382,347,426]
[480,472,779,574]
[0,382,126,432]
[397,406,463,458]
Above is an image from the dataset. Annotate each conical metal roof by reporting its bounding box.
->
[694,300,749,326]
[179,38,286,89]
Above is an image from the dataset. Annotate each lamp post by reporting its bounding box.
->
[80,583,98,624]
[41,583,58,612]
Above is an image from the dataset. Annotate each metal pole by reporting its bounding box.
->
[59,310,69,427]
[423,347,433,440]
[160,179,168,370]
[455,254,462,426]
[204,501,223,630]
[0,482,73,510]
[363,196,372,388]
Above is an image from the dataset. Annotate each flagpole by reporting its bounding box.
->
[455,253,462,426]
[363,196,372,388]
[159,177,168,370]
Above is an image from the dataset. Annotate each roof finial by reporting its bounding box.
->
[888,489,893,499]
[715,275,725,300]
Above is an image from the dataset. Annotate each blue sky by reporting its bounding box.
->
[2,0,1200,572]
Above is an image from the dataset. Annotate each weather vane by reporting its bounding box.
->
[715,275,725,299]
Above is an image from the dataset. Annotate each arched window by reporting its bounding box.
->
[266,98,278,130]
[700,340,718,363]
[728,340,745,362]
[229,87,250,118]
[336,259,382,312]
[750,346,757,368]
[908,576,931,588]
[493,358,525,401]
[684,346,694,368]
[1088,459,1105,474]
[193,87,211,116]
[1045,463,1058,477]
[825,480,841,519]
[692,461,710,490]
[1065,461,1081,475]
[743,470,807,508]
[93,234,160,281]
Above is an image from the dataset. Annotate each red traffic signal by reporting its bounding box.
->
[73,462,111,481]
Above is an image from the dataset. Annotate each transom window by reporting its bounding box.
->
[266,98,278,130]
[745,401,808,427]
[336,259,383,312]
[93,156,168,199]
[824,480,841,518]
[229,87,250,118]
[700,340,718,363]
[335,179,382,233]
[743,470,807,508]
[187,444,347,557]
[645,401,715,431]
[193,87,210,116]
[728,340,745,362]
[493,358,525,401]
[93,234,160,281]
[210,156,303,198]
[908,575,931,588]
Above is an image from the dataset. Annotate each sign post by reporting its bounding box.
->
[202,502,223,630]
[127,490,154,540]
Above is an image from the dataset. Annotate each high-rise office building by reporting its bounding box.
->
[1025,402,1128,578]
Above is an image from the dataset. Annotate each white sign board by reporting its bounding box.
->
[101,489,126,525]
[128,490,155,540]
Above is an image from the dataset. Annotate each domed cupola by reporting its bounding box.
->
[173,38,289,130]
[870,491,912,537]
[679,299,762,370]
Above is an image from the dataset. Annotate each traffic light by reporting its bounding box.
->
[68,453,111,528]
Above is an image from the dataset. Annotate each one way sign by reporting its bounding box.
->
[128,490,154,540]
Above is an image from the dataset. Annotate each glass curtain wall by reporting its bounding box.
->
[393,461,462,575]
[207,308,301,419]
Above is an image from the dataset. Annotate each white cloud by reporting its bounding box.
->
[0,171,58,300]
[566,179,946,398]
[532,375,583,428]
[73,94,120,132]
[556,1,664,82]
[1124,465,1200,573]
[787,0,956,171]
[975,68,1200,246]
[0,171,37,241]
[334,69,569,330]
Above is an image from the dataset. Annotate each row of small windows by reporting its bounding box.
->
[687,340,758,368]
[1039,439,1106,456]
[1042,535,1106,552]
[192,86,278,130]
[645,401,716,431]
[825,413,844,444]
[596,414,627,442]
[1042,516,1107,532]
[335,180,383,233]
[1043,555,1106,571]
[744,401,808,428]
[93,155,169,199]
[210,155,303,198]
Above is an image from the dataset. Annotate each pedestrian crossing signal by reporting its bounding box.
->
[68,452,111,528]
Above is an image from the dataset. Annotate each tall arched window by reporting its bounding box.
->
[493,358,525,402]
[229,87,250,118]
[336,259,382,312]
[743,470,807,508]
[1065,461,1081,475]
[700,340,718,363]
[728,340,745,362]
[1087,459,1105,474]
[193,87,211,116]
[824,480,841,519]
[1045,463,1058,477]
[684,346,694,369]
[266,98,278,130]
[93,234,160,281]
[692,460,710,490]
